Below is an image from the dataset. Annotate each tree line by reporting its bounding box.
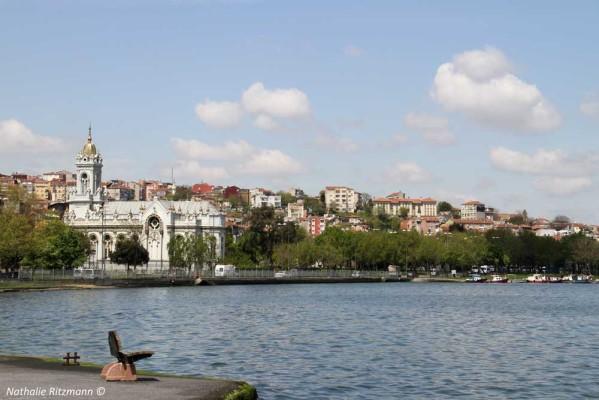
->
[223,208,599,274]
[0,207,89,274]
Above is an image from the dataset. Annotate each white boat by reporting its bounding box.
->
[526,274,547,283]
[465,274,487,283]
[489,274,510,283]
[564,274,593,283]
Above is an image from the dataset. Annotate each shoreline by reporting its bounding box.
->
[0,354,257,400]
[0,276,410,293]
[2,275,594,293]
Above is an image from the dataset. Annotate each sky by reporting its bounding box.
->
[1,1,599,222]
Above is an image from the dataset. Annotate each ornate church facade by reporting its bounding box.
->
[64,129,226,269]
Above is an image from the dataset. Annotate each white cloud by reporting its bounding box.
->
[195,100,244,129]
[489,146,599,176]
[490,146,597,196]
[171,138,253,160]
[238,149,303,176]
[431,47,561,132]
[253,114,280,131]
[580,98,599,119]
[171,160,230,181]
[171,138,303,180]
[534,177,592,196]
[314,134,358,153]
[403,112,456,145]
[241,82,311,119]
[344,45,363,57]
[0,119,62,153]
[386,162,432,183]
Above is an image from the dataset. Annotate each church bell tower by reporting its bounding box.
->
[67,125,104,213]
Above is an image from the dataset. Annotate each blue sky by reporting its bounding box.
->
[1,1,599,221]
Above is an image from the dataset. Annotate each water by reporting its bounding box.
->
[1,283,599,399]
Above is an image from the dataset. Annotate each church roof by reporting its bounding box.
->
[101,199,221,216]
[81,126,98,156]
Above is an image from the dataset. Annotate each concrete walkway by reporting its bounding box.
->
[0,356,254,400]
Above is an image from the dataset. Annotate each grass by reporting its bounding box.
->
[223,383,258,400]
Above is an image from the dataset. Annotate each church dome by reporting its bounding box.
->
[81,127,97,156]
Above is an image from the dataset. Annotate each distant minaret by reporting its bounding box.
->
[171,167,176,195]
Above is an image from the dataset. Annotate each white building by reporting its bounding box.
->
[64,129,226,269]
[249,188,281,208]
[461,201,486,220]
[286,200,306,222]
[372,194,437,217]
[324,186,360,213]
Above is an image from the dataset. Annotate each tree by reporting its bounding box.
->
[112,235,149,272]
[304,197,326,216]
[552,215,571,230]
[188,235,208,274]
[0,210,34,273]
[167,234,208,273]
[437,201,453,213]
[25,220,90,270]
[508,214,525,225]
[166,186,193,201]
[277,191,297,207]
[399,207,409,219]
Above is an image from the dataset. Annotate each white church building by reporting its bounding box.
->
[64,128,226,269]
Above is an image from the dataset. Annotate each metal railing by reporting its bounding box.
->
[13,267,401,281]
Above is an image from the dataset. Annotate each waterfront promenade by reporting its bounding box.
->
[0,355,256,400]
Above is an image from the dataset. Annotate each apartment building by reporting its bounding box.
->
[324,186,360,213]
[461,200,486,220]
[250,188,281,208]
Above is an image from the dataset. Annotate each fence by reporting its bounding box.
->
[13,267,401,281]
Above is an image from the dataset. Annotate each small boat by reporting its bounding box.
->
[564,274,593,283]
[547,276,562,283]
[489,274,510,283]
[526,274,547,283]
[465,274,487,283]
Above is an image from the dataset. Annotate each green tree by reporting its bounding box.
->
[303,197,326,216]
[112,235,149,272]
[0,210,34,273]
[437,201,453,213]
[277,191,297,207]
[25,220,89,270]
[167,235,188,270]
[166,186,193,201]
[399,207,409,219]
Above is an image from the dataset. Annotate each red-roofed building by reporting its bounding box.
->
[192,183,214,196]
[223,185,241,199]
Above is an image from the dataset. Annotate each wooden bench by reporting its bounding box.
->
[100,331,153,381]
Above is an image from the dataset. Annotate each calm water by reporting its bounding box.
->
[1,283,599,399]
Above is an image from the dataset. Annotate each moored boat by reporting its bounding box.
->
[526,274,547,283]
[489,274,510,283]
[564,274,593,283]
[465,274,487,283]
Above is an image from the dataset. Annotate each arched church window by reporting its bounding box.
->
[81,173,89,194]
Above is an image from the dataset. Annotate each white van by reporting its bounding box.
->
[214,264,237,277]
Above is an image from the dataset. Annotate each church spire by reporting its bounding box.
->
[88,122,92,143]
